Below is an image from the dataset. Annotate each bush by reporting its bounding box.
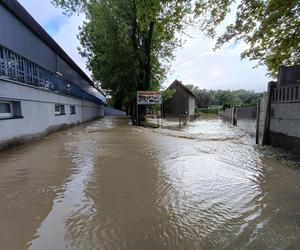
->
[196,108,220,114]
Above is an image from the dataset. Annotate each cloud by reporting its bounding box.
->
[44,16,69,36]
[18,0,63,28]
[19,0,270,92]
[53,14,90,75]
[18,0,90,76]
[165,27,270,92]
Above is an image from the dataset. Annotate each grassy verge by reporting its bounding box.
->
[196,108,220,114]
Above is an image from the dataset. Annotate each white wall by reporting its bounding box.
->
[0,79,104,146]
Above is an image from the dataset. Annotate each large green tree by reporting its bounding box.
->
[52,0,192,110]
[194,0,300,76]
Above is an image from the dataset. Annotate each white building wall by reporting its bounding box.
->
[0,80,104,147]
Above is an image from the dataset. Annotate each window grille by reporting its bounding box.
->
[0,45,53,89]
[0,45,103,105]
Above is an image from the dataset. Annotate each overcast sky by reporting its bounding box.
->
[18,0,270,92]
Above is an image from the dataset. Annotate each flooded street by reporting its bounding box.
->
[0,117,300,250]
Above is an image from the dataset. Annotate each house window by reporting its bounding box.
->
[0,101,13,118]
[55,104,65,116]
[70,105,76,115]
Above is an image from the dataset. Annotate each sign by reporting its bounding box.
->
[137,91,162,105]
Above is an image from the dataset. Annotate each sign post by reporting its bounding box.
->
[136,91,162,126]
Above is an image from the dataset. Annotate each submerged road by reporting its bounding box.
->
[0,117,299,249]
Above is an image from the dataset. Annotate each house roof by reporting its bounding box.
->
[1,0,95,88]
[168,79,196,98]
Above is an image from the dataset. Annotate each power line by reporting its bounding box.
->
[173,48,211,67]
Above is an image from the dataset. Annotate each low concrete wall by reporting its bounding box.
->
[0,79,104,149]
[104,106,126,116]
[236,106,257,136]
[256,80,300,150]
[220,108,233,124]
[220,106,257,136]
[269,102,300,149]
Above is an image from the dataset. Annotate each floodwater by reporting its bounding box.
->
[0,117,300,250]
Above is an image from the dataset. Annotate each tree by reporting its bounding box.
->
[52,0,192,114]
[78,0,138,109]
[194,0,300,76]
[186,84,263,109]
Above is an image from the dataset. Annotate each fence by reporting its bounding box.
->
[0,45,103,105]
[267,81,300,149]
[271,84,300,103]
[220,108,235,124]
[220,106,257,136]
[220,79,300,150]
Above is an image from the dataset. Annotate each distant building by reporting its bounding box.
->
[164,80,196,116]
[0,0,108,148]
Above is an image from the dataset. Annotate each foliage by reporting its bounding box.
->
[149,81,176,102]
[194,0,300,76]
[51,0,87,15]
[146,81,176,113]
[196,107,220,114]
[52,0,193,110]
[186,84,264,109]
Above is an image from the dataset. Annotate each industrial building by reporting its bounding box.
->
[164,80,196,117]
[0,0,108,148]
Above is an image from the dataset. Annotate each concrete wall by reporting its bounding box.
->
[220,108,233,124]
[0,79,104,148]
[236,106,257,136]
[220,106,257,136]
[256,80,300,150]
[269,102,300,149]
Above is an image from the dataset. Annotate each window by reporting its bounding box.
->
[55,104,65,116]
[70,105,76,115]
[0,45,53,89]
[0,102,13,118]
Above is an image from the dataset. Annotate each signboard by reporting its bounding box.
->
[137,91,162,105]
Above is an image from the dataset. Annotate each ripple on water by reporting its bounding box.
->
[1,117,299,250]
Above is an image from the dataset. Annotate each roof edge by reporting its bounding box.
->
[168,79,196,97]
[1,0,94,87]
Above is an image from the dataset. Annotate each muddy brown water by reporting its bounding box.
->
[0,117,299,250]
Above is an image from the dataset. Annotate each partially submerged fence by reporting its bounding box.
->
[220,79,300,151]
[220,106,257,136]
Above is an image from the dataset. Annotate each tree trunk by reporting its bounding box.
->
[144,21,155,90]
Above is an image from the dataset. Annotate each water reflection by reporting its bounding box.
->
[0,117,299,249]
[28,134,98,249]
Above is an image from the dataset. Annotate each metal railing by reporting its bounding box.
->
[272,84,300,103]
[0,45,103,105]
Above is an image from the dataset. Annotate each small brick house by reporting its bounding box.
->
[163,80,196,117]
